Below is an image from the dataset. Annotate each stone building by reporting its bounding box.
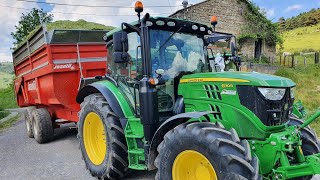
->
[169,0,276,59]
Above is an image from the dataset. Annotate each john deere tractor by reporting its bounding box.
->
[76,2,320,179]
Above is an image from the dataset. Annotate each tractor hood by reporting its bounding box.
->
[180,72,296,87]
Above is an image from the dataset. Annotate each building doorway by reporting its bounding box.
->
[254,39,262,59]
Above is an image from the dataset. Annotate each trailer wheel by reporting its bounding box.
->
[155,122,260,180]
[32,108,54,144]
[24,107,35,138]
[288,117,320,180]
[78,94,128,179]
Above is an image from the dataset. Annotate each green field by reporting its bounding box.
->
[280,23,320,54]
[0,62,14,89]
[275,65,320,133]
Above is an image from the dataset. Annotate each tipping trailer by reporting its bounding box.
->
[13,25,109,143]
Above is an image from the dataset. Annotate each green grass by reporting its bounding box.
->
[0,85,18,110]
[280,23,320,54]
[274,65,320,133]
[0,114,20,130]
[0,72,14,89]
[0,110,10,119]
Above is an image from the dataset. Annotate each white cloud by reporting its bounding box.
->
[0,0,40,62]
[260,7,275,19]
[285,4,303,12]
[0,0,204,63]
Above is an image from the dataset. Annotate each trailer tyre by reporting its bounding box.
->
[24,107,35,138]
[78,94,128,179]
[288,117,320,180]
[32,108,54,144]
[155,122,260,180]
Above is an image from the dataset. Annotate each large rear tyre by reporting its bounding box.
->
[78,94,128,179]
[155,122,260,180]
[32,108,54,144]
[288,117,320,180]
[24,107,35,138]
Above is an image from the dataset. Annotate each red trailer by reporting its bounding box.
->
[13,26,109,143]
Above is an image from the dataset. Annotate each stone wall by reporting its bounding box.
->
[170,0,276,59]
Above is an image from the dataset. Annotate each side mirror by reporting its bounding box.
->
[113,31,129,63]
[113,31,128,52]
[113,52,130,63]
[231,42,236,56]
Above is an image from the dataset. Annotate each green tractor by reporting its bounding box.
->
[76,3,320,180]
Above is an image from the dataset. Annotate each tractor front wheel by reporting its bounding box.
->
[288,117,320,180]
[78,94,128,179]
[155,122,260,180]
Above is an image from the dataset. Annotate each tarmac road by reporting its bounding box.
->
[0,113,155,180]
[0,112,319,180]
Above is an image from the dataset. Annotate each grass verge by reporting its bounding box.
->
[0,114,20,130]
[0,85,18,110]
[0,110,10,119]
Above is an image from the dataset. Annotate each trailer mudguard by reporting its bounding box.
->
[147,111,219,170]
[76,81,134,119]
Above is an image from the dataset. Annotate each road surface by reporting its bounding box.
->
[0,111,319,179]
[0,113,155,180]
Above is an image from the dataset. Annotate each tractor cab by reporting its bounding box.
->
[76,2,320,179]
[104,15,215,119]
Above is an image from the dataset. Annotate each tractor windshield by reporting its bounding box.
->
[150,30,207,79]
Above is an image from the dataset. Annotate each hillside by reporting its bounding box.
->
[278,8,320,32]
[0,62,14,89]
[280,23,320,53]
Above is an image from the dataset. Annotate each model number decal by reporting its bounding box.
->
[221,84,233,88]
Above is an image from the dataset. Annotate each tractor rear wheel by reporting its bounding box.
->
[78,94,128,179]
[155,122,260,180]
[288,116,320,180]
[24,107,35,138]
[32,108,54,144]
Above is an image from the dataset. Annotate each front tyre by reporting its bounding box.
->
[78,94,128,179]
[155,122,260,180]
[288,117,320,180]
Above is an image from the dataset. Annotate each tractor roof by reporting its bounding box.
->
[104,16,213,42]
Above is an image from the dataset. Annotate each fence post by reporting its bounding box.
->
[280,55,282,65]
[304,57,307,66]
[315,52,319,64]
[291,55,295,68]
[284,56,286,66]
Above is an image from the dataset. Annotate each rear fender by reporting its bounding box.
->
[147,111,217,170]
[76,81,134,119]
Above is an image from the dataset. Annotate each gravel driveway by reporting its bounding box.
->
[0,114,155,180]
[0,112,319,180]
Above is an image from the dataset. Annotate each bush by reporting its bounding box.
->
[0,111,10,119]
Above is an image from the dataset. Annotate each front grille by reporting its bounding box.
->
[237,86,294,126]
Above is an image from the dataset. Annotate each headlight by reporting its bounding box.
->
[258,87,286,100]
[290,87,295,98]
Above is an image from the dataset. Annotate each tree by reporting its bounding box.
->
[11,8,53,47]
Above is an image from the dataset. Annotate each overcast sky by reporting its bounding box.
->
[0,0,319,62]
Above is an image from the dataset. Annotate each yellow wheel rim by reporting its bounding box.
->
[172,150,217,180]
[83,112,107,165]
